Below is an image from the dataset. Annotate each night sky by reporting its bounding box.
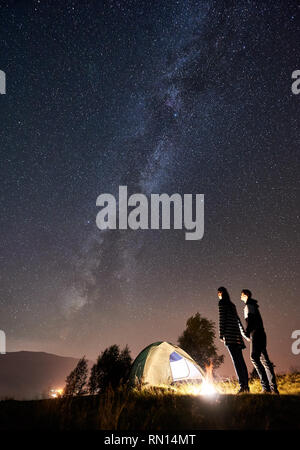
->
[1,0,299,376]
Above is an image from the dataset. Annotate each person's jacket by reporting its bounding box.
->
[219,299,246,349]
[243,298,265,338]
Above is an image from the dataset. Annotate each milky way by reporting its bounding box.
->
[0,0,299,375]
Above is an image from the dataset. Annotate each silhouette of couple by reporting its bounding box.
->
[217,287,279,394]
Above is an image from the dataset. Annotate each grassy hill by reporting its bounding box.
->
[0,374,299,430]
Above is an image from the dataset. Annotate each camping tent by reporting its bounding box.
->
[129,341,205,386]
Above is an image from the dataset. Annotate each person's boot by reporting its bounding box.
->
[237,386,250,394]
[271,388,280,395]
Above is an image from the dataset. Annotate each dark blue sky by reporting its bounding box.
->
[0,0,299,375]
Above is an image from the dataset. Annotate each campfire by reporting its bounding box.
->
[174,361,218,397]
[200,361,217,396]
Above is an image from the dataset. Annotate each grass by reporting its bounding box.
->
[0,373,299,430]
[217,372,300,395]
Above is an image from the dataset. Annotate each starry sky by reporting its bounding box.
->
[0,0,299,376]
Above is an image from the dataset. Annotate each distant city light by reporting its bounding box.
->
[49,388,63,398]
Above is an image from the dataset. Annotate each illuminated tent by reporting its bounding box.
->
[129,341,205,386]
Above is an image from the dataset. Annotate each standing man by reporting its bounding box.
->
[241,289,279,394]
[218,287,249,393]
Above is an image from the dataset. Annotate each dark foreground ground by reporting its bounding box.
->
[0,389,299,430]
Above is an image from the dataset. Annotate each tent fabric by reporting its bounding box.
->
[129,341,162,385]
[130,341,205,386]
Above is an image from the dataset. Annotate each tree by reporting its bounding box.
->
[64,356,88,396]
[88,363,98,395]
[178,313,224,371]
[88,344,132,394]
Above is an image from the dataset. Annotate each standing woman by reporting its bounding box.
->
[218,286,250,393]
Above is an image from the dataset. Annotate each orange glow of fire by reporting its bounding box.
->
[205,361,214,381]
[200,361,217,396]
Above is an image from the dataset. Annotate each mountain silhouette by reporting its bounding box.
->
[0,351,92,400]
